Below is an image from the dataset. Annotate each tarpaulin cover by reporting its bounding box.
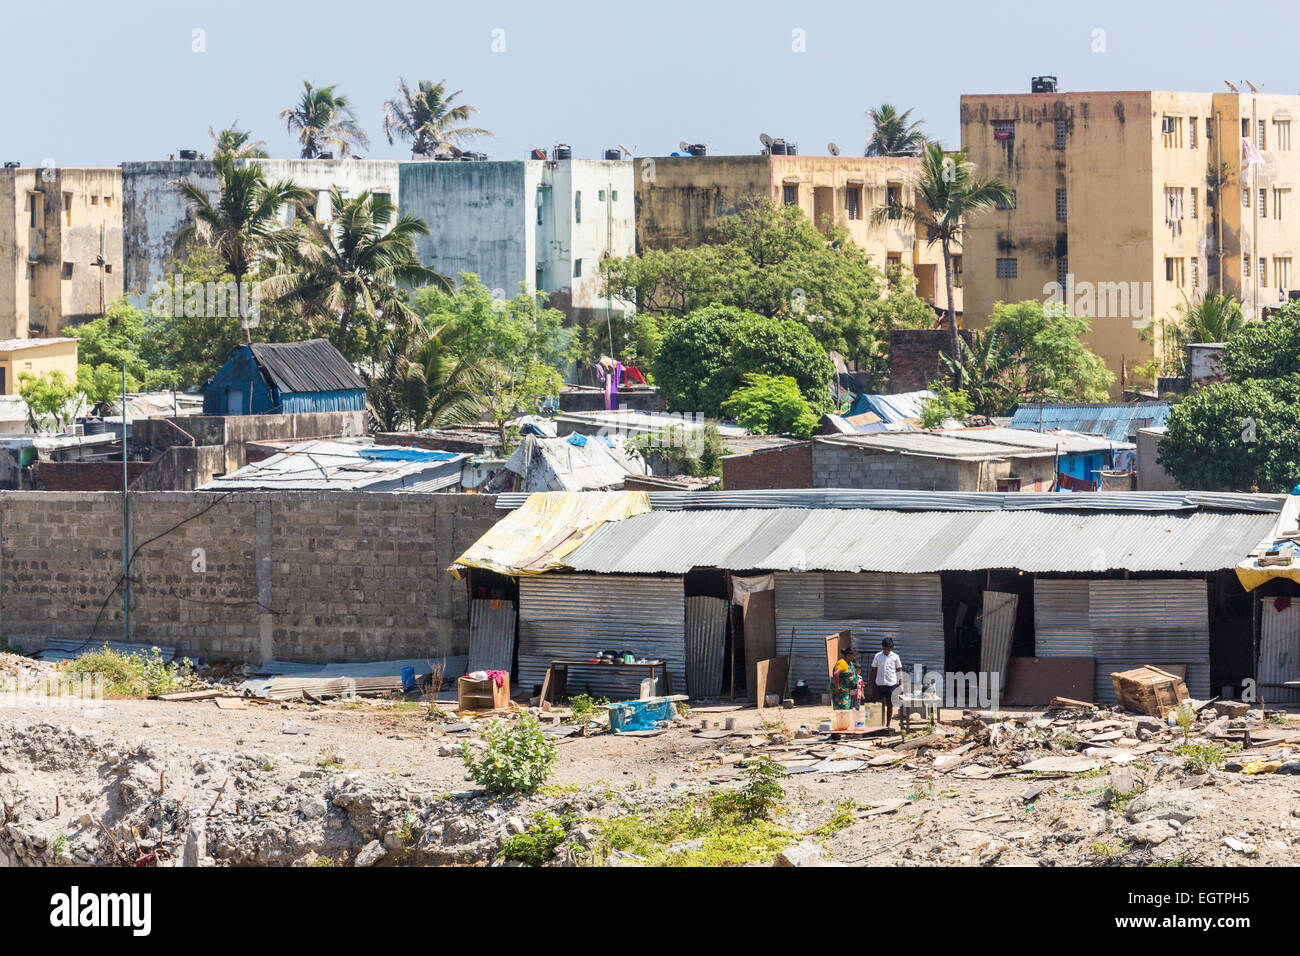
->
[1236,495,1300,591]
[448,490,650,577]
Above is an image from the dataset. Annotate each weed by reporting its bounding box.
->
[52,834,67,861]
[565,694,609,725]
[1054,733,1084,750]
[1172,703,1195,744]
[1090,840,1130,864]
[675,702,692,718]
[0,637,22,655]
[1171,742,1226,773]
[810,799,856,837]
[61,646,196,698]
[460,714,557,795]
[499,812,570,865]
[312,855,335,867]
[712,756,786,822]
[1104,781,1144,814]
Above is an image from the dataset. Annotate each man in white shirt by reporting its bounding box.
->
[871,636,903,727]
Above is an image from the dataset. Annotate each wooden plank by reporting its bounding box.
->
[154,689,226,702]
[755,656,789,710]
[742,590,776,699]
[1003,656,1095,706]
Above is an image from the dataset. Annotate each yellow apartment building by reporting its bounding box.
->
[961,85,1300,390]
[0,166,123,339]
[0,337,79,395]
[633,152,961,315]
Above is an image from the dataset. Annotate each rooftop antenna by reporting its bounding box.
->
[828,142,841,156]
[618,144,632,156]
[759,133,773,150]
[1245,80,1259,93]
[1224,80,1239,92]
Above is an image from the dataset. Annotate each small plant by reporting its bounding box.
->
[312,855,335,867]
[52,834,67,861]
[460,714,557,795]
[712,756,787,822]
[1172,703,1195,743]
[1090,839,1129,864]
[1104,781,1144,815]
[1171,742,1226,773]
[0,637,23,655]
[565,694,608,725]
[811,799,856,837]
[499,811,569,865]
[60,645,197,698]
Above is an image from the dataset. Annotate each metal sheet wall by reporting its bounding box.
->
[684,596,728,698]
[1090,580,1210,701]
[517,575,686,700]
[1259,601,1300,704]
[979,591,1018,682]
[468,599,517,673]
[773,571,944,692]
[1034,580,1093,656]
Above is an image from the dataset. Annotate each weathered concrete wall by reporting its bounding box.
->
[1137,427,1183,491]
[0,490,498,663]
[122,159,401,308]
[0,167,123,337]
[808,440,1052,491]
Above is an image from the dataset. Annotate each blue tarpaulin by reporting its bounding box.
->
[608,697,676,733]
[357,447,460,462]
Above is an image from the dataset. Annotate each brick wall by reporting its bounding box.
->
[0,490,499,664]
[889,328,976,393]
[31,461,152,491]
[811,441,970,490]
[721,443,813,490]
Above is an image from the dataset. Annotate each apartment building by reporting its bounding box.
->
[399,155,636,323]
[633,152,960,315]
[122,158,402,307]
[962,82,1300,388]
[0,166,123,338]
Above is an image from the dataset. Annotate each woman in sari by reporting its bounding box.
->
[831,647,861,711]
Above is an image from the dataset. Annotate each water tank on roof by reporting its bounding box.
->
[604,148,622,160]
[687,144,707,156]
[318,151,334,159]
[1032,75,1058,93]
[178,149,198,160]
[769,138,788,155]
[553,144,572,160]
[530,148,547,160]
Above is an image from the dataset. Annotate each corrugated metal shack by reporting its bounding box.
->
[457,489,1287,704]
[203,339,366,416]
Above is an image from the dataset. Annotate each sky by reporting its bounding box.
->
[3,0,1297,168]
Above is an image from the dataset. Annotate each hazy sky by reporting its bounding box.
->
[4,0,1295,167]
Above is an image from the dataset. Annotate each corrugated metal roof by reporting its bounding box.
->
[493,489,1285,513]
[247,339,365,394]
[820,432,1054,460]
[562,508,1277,574]
[201,439,467,491]
[1010,402,1172,442]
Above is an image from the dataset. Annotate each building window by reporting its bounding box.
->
[1277,256,1293,290]
[1206,117,1214,140]
[105,264,112,274]
[996,189,1017,211]
[574,258,582,278]
[1164,186,1185,229]
[1057,257,1068,287]
[1275,187,1288,220]
[886,183,902,219]
[996,258,1018,279]
[1260,188,1268,219]
[992,121,1015,141]
[1056,188,1067,223]
[782,184,799,206]
[63,193,72,226]
[1244,187,1251,209]
[1054,119,1067,149]
[1243,254,1251,278]
[1190,118,1198,149]
[1276,120,1292,151]
[61,261,73,279]
[574,190,581,223]
[845,185,862,220]
[598,189,605,201]
[90,195,98,206]
[1259,120,1267,149]
[1191,188,1199,218]
[886,253,901,266]
[28,195,37,228]
[1261,258,1268,285]
[104,196,112,207]
[952,255,963,288]
[1243,119,1251,138]
[1165,257,1185,285]
[611,190,618,201]
[1161,116,1183,148]
[1191,257,1199,288]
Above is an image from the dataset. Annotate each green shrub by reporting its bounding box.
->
[500,812,569,865]
[565,693,608,725]
[1172,742,1226,773]
[61,646,196,698]
[712,755,787,822]
[460,714,557,795]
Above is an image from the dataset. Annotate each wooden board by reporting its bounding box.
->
[742,590,776,696]
[755,656,789,710]
[1002,656,1096,706]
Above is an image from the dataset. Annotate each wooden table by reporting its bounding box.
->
[540,660,672,705]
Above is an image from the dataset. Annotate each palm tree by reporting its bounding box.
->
[209,123,268,158]
[1166,289,1246,371]
[865,104,927,157]
[172,153,312,344]
[382,78,493,158]
[365,324,486,430]
[938,330,1023,416]
[873,143,1011,379]
[264,188,449,354]
[280,81,370,158]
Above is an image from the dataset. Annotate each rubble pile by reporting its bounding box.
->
[0,653,61,692]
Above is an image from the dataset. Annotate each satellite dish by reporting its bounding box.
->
[1224,80,1239,93]
[828,142,840,156]
[618,144,632,156]
[679,141,690,152]
[759,133,773,147]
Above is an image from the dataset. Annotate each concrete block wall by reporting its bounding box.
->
[811,442,967,491]
[0,490,499,664]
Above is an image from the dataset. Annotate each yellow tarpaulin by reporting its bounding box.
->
[448,490,651,578]
[1234,496,1300,591]
[1235,560,1300,591]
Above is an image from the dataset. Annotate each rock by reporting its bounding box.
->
[505,817,526,835]
[1124,788,1206,824]
[182,826,208,867]
[1224,836,1255,854]
[143,718,157,728]
[1213,701,1250,719]
[445,818,478,844]
[774,842,824,867]
[281,725,311,736]
[1133,716,1165,734]
[437,744,460,757]
[1126,820,1178,845]
[298,797,328,820]
[355,840,386,867]
[383,829,405,850]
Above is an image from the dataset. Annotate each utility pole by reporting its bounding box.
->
[122,362,130,644]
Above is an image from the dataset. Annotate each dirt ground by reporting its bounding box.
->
[2,688,1299,867]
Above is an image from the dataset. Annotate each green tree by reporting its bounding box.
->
[172,153,312,344]
[938,330,1022,416]
[381,78,493,157]
[77,363,140,411]
[722,374,820,437]
[1223,304,1300,380]
[919,382,974,429]
[865,104,927,157]
[654,305,833,417]
[986,300,1114,403]
[209,123,268,158]
[17,371,84,432]
[1158,376,1300,492]
[874,144,1010,376]
[363,324,486,432]
[1161,290,1245,374]
[71,298,179,389]
[280,81,369,159]
[479,362,563,448]
[264,188,447,357]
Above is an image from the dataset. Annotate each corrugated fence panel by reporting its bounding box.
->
[1259,601,1300,704]
[517,575,685,700]
[684,596,728,698]
[468,599,517,673]
[980,591,1018,682]
[1034,580,1093,656]
[1089,579,1210,702]
[774,572,824,619]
